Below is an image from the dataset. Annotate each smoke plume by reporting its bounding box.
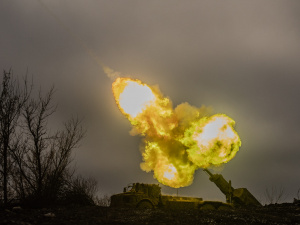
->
[112,77,241,188]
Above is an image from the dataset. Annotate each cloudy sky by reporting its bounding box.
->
[1,0,300,203]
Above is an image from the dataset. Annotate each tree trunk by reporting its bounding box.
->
[3,145,8,207]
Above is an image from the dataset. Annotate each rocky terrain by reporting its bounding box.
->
[1,203,300,225]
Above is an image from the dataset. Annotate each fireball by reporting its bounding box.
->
[112,77,177,138]
[112,77,156,119]
[112,77,241,188]
[181,114,241,168]
[163,164,177,180]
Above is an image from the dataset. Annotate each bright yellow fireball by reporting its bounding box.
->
[163,164,177,180]
[182,114,241,168]
[112,77,242,188]
[112,78,156,118]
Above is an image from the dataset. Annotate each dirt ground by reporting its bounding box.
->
[1,203,300,225]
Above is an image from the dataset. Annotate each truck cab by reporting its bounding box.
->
[110,183,161,209]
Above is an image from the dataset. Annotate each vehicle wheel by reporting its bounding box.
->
[199,204,215,210]
[137,201,153,209]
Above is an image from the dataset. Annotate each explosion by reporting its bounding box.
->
[112,78,156,118]
[112,77,241,188]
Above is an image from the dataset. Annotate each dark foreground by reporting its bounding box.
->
[1,203,300,225]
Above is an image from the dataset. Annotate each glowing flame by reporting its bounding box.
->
[163,164,177,180]
[182,114,241,168]
[112,78,156,118]
[112,77,241,188]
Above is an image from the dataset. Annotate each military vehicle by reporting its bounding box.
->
[203,169,261,207]
[110,169,261,209]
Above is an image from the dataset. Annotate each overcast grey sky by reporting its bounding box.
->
[1,0,300,203]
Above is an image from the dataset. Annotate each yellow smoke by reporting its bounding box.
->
[112,77,241,188]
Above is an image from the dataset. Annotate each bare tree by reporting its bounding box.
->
[45,116,85,202]
[62,175,98,205]
[0,70,29,207]
[293,188,300,204]
[95,194,111,207]
[0,70,88,207]
[23,87,57,197]
[11,87,85,205]
[264,186,287,204]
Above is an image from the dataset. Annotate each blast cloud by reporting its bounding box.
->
[112,77,241,188]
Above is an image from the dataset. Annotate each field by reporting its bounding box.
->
[1,203,300,224]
